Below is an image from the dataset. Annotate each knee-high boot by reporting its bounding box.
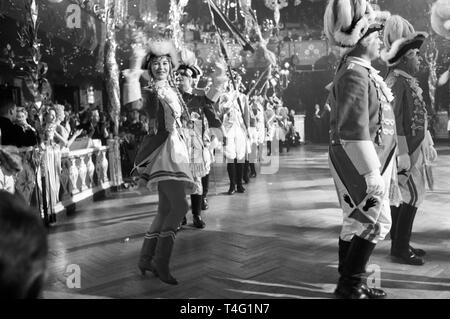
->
[391,204,425,257]
[151,230,178,285]
[338,238,351,275]
[249,162,257,178]
[267,141,272,156]
[243,160,250,184]
[138,232,159,275]
[335,236,386,299]
[389,205,400,254]
[391,204,424,265]
[201,174,209,210]
[236,160,245,193]
[191,194,205,229]
[227,162,236,195]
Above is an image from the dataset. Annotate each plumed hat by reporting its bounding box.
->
[177,48,203,79]
[431,0,450,40]
[380,15,428,67]
[141,38,180,71]
[324,0,390,48]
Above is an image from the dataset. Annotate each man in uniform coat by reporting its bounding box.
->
[381,15,437,265]
[324,0,395,299]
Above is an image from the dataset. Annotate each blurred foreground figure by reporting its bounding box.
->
[0,191,48,299]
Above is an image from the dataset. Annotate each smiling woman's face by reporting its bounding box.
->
[150,56,171,81]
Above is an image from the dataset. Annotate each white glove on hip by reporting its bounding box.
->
[427,146,438,162]
[397,153,411,171]
[364,170,385,197]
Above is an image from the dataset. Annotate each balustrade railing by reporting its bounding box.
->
[0,139,122,223]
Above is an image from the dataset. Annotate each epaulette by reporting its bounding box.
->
[347,63,355,70]
[385,71,406,89]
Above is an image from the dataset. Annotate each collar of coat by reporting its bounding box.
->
[347,57,373,70]
[392,69,415,81]
[347,57,394,103]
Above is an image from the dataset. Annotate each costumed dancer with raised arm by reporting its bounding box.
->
[247,95,266,178]
[122,40,201,285]
[264,97,277,156]
[275,98,290,153]
[219,71,251,195]
[324,0,396,299]
[381,15,437,265]
[177,49,226,228]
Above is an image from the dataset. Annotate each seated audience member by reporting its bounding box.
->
[0,89,38,147]
[78,109,109,145]
[0,146,22,194]
[0,191,48,299]
[283,31,293,42]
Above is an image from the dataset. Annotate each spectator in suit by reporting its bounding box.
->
[0,89,38,147]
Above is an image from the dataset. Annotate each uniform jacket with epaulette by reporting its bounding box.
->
[385,69,428,167]
[328,57,397,206]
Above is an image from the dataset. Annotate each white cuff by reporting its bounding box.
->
[122,69,144,105]
[206,87,224,103]
[426,130,434,147]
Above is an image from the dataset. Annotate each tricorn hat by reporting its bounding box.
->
[177,48,203,79]
[381,15,428,67]
[324,0,390,48]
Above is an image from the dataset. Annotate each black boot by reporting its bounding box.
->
[138,233,159,275]
[391,204,424,265]
[335,236,386,299]
[249,163,257,178]
[243,160,250,184]
[391,205,425,257]
[191,194,205,229]
[390,205,400,255]
[338,238,351,275]
[201,175,209,210]
[236,161,246,193]
[201,196,209,210]
[227,162,236,195]
[151,231,178,285]
[267,141,271,156]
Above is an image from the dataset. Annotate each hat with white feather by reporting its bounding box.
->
[324,0,390,48]
[177,48,203,79]
[141,38,180,72]
[381,15,428,67]
[431,0,450,40]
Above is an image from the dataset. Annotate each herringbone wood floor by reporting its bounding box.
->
[43,144,450,299]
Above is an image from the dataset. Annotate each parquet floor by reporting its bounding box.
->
[42,144,450,299]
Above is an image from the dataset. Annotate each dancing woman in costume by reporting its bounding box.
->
[123,40,198,285]
[123,40,226,285]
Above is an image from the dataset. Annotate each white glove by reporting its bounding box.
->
[364,170,385,197]
[211,60,228,87]
[427,146,438,162]
[397,153,411,171]
[130,45,146,70]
